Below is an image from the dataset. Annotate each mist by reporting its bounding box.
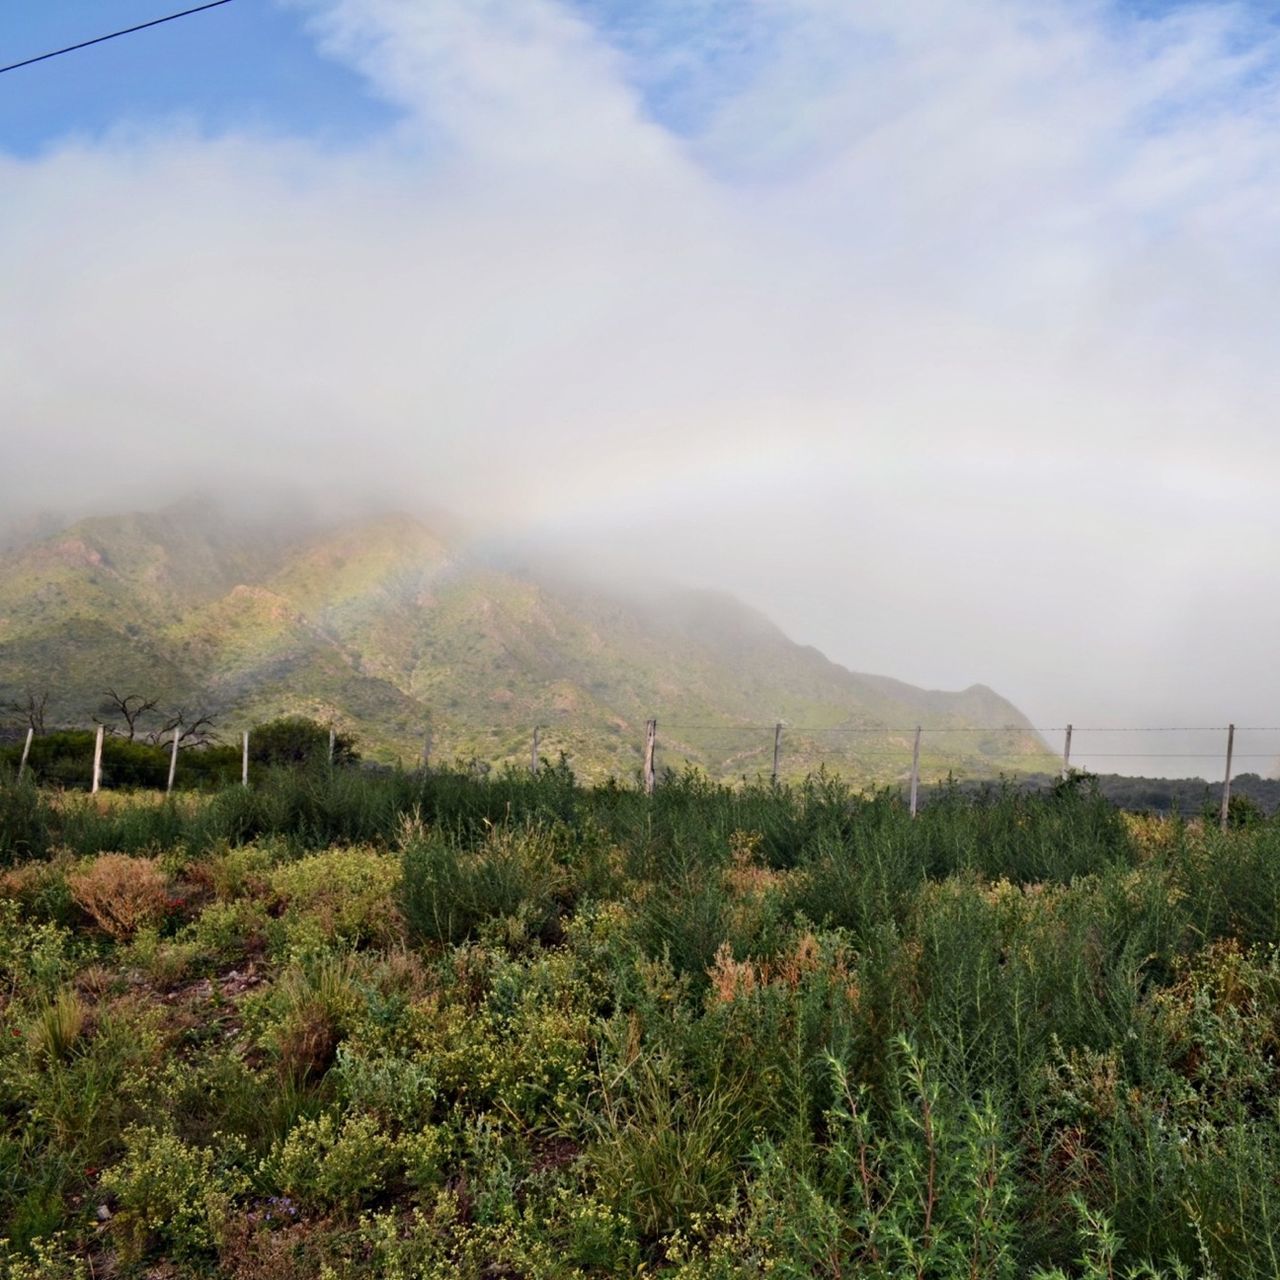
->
[3,0,1280,777]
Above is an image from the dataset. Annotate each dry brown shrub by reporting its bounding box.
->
[708,941,759,1004]
[0,858,70,909]
[74,963,116,998]
[378,944,432,997]
[68,853,169,940]
[277,1003,339,1080]
[218,1215,331,1280]
[707,933,859,1006]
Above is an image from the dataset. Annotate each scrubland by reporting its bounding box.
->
[2,766,1280,1277]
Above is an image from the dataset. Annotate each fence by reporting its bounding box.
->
[7,713,1280,831]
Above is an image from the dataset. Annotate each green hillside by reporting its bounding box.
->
[0,504,1054,782]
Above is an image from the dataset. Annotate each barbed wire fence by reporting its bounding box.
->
[7,711,1280,831]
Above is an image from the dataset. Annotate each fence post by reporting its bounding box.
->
[909,725,922,818]
[242,730,249,787]
[1061,724,1073,780]
[422,727,432,771]
[1220,722,1235,831]
[17,727,33,781]
[328,726,335,767]
[771,722,782,785]
[531,725,540,775]
[167,727,180,795]
[91,724,104,795]
[643,719,657,796]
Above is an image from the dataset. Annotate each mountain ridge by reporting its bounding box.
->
[0,504,1053,782]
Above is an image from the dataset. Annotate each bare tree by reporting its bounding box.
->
[7,689,48,735]
[96,688,161,741]
[152,708,219,749]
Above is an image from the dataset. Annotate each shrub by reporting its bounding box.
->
[267,847,401,954]
[0,732,241,792]
[185,898,269,967]
[67,854,168,940]
[16,770,1280,1275]
[0,901,77,1003]
[585,1023,748,1244]
[0,1233,89,1280]
[332,1042,439,1130]
[740,1044,1019,1278]
[249,717,359,768]
[0,778,51,865]
[262,1111,396,1213]
[1204,791,1267,830]
[255,953,366,1081]
[398,821,566,946]
[99,1125,247,1263]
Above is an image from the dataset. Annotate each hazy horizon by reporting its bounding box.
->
[4,0,1280,780]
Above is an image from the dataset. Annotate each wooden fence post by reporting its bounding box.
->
[91,725,104,795]
[167,727,181,795]
[422,727,432,772]
[1220,723,1235,831]
[17,727,33,781]
[771,722,782,785]
[328,726,336,767]
[909,725,922,818]
[531,725,541,775]
[1062,724,1073,780]
[242,730,249,787]
[643,719,657,796]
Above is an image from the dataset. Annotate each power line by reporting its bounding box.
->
[0,0,235,77]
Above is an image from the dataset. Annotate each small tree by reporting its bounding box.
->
[150,708,219,749]
[249,717,359,768]
[96,689,161,741]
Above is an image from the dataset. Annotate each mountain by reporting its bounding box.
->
[0,503,1054,783]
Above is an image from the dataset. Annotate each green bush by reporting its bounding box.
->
[262,1111,395,1212]
[397,821,567,946]
[99,1126,247,1263]
[0,731,240,792]
[267,846,401,955]
[249,716,359,768]
[0,778,51,865]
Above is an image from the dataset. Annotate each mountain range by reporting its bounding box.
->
[0,503,1054,783]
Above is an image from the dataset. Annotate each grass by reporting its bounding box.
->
[1,765,1280,1275]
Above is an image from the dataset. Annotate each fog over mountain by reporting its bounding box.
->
[3,0,1280,776]
[0,502,1056,782]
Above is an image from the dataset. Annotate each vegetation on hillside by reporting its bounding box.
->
[3,764,1280,1276]
[0,505,1053,780]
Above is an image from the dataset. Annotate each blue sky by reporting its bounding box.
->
[7,0,1269,159]
[0,1,394,154]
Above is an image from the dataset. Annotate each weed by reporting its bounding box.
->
[66,854,168,940]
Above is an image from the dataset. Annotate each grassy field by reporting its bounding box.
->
[3,766,1280,1277]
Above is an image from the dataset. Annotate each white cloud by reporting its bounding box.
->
[3,0,1280,762]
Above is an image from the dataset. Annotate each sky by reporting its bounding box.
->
[2,0,1280,776]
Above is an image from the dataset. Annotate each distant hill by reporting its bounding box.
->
[0,503,1054,782]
